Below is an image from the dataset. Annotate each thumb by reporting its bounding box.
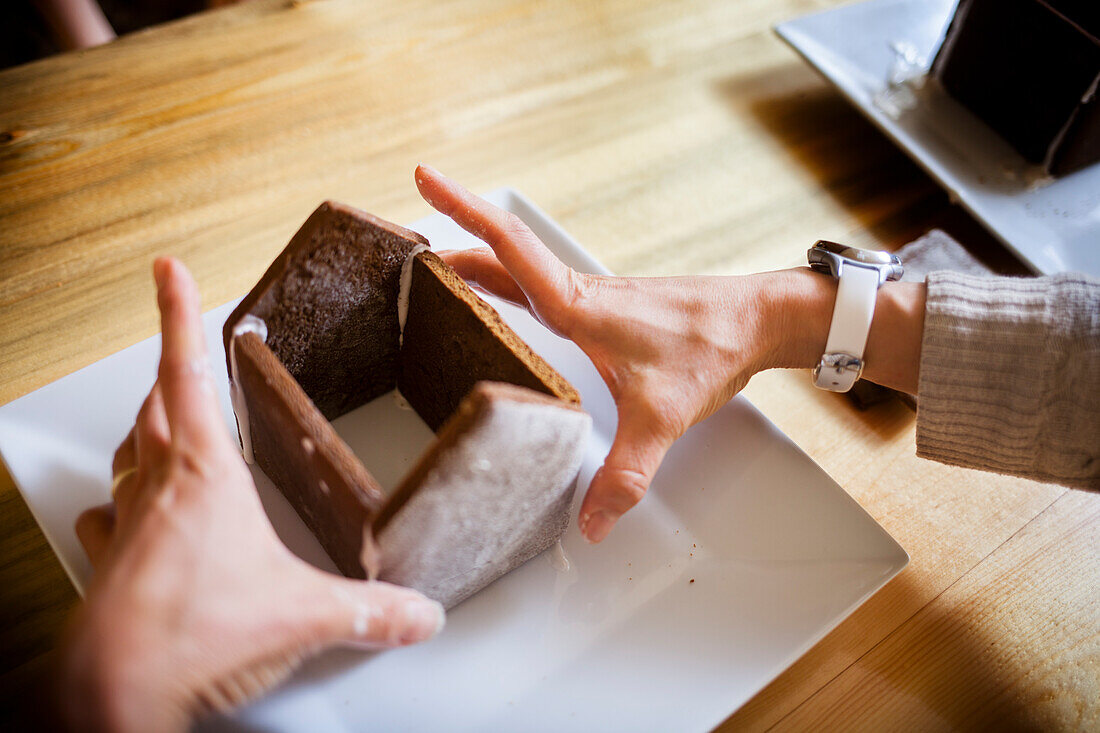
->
[314,577,445,650]
[579,411,675,544]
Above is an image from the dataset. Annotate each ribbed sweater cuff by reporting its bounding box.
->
[916,272,1100,489]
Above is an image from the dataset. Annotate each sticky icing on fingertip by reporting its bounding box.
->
[187,357,216,394]
[353,609,370,637]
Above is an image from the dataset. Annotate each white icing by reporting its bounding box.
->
[228,315,268,464]
[353,611,369,637]
[376,400,590,608]
[331,586,378,640]
[393,389,413,411]
[397,243,430,345]
[360,522,382,582]
[187,358,216,394]
[549,539,571,572]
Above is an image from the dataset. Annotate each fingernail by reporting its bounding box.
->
[153,258,170,290]
[583,511,617,544]
[401,599,445,644]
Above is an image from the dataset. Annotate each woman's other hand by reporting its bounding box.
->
[60,258,444,732]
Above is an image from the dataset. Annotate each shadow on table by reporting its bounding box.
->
[798,371,915,445]
[710,62,1031,427]
[711,62,1030,274]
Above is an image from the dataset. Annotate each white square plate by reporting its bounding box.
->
[776,0,1100,278]
[0,188,907,731]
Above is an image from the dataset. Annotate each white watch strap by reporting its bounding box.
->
[815,264,880,391]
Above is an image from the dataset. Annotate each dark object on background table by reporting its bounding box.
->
[3,0,203,69]
[95,0,203,36]
[931,0,1100,177]
[1,3,59,68]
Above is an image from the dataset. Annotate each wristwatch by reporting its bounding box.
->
[807,241,903,392]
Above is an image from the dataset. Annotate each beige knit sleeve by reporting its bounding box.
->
[916,271,1100,490]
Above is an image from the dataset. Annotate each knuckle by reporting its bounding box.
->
[136,397,154,427]
[137,419,169,452]
[74,507,97,534]
[159,354,192,381]
[170,448,211,486]
[112,445,131,474]
[179,449,207,476]
[543,269,593,339]
[622,385,689,440]
[648,401,688,441]
[499,212,532,241]
[603,466,650,509]
[562,269,592,314]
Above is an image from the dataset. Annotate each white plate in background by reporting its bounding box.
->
[0,188,907,732]
[776,0,1100,277]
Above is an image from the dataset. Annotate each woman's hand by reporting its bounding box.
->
[414,166,801,543]
[414,165,924,544]
[60,258,444,732]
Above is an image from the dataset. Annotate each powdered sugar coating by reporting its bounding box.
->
[377,399,590,608]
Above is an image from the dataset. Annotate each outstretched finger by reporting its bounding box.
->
[578,411,676,544]
[439,248,532,311]
[75,504,115,569]
[415,165,577,323]
[153,257,224,447]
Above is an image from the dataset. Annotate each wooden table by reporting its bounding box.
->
[1,0,1097,728]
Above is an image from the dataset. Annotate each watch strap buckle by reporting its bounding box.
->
[813,352,864,392]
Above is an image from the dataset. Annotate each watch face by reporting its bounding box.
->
[848,248,898,266]
[812,240,849,256]
[812,241,900,267]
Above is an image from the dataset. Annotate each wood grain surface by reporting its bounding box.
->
[1,0,1096,729]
